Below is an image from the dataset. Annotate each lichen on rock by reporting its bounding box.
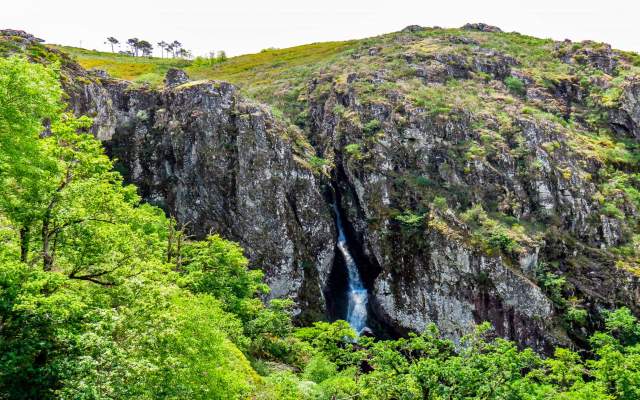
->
[11,25,639,351]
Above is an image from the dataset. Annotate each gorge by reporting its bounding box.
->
[3,25,640,353]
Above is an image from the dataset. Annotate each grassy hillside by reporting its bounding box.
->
[52,27,640,119]
[49,45,190,85]
[46,27,640,303]
[53,40,356,88]
[53,40,358,116]
[3,26,640,400]
[51,31,640,277]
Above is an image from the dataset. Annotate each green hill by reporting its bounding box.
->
[1,24,640,399]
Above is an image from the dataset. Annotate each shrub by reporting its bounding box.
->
[566,306,588,326]
[487,229,519,253]
[395,211,425,227]
[535,264,568,306]
[303,355,338,383]
[308,155,328,169]
[432,196,448,210]
[344,143,364,160]
[505,76,526,96]
[363,119,381,134]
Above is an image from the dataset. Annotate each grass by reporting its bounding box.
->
[190,41,358,117]
[189,41,357,86]
[52,41,356,87]
[40,27,640,273]
[49,45,190,82]
[51,41,358,118]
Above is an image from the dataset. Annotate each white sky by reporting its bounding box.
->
[2,1,639,57]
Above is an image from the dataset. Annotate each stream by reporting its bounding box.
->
[331,201,369,335]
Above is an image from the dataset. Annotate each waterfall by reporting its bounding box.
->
[331,201,369,335]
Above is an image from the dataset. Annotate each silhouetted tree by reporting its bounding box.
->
[127,38,140,56]
[138,40,153,57]
[106,37,119,53]
[157,41,168,58]
[178,48,192,59]
[170,40,182,58]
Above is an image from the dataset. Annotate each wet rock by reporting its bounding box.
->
[360,327,375,337]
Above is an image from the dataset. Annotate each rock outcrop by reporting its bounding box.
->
[299,31,640,349]
[164,68,190,87]
[64,71,336,320]
[305,80,640,347]
[461,23,503,33]
[4,28,638,352]
[611,78,640,139]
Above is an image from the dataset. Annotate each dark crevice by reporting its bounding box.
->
[285,193,303,229]
[324,240,349,323]
[322,168,399,339]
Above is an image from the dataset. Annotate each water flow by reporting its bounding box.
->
[331,201,369,335]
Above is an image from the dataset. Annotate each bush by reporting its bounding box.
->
[566,306,589,326]
[303,355,338,383]
[179,234,268,317]
[432,196,448,210]
[308,155,328,171]
[505,76,526,96]
[192,51,228,67]
[363,119,381,134]
[395,210,425,227]
[487,229,519,253]
[344,143,364,160]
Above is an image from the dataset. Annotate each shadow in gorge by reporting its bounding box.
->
[323,184,400,340]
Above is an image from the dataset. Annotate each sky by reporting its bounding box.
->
[2,1,639,57]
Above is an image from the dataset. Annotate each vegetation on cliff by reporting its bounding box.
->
[2,22,640,398]
[1,53,640,400]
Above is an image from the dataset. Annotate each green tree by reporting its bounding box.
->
[0,54,265,400]
[137,40,153,57]
[0,56,62,262]
[106,37,119,53]
[126,38,140,56]
[179,234,268,317]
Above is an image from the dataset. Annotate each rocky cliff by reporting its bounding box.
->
[66,72,337,321]
[3,26,639,351]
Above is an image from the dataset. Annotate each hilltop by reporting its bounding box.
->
[19,23,639,343]
[1,23,640,399]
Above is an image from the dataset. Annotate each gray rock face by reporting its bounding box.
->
[0,29,44,43]
[461,23,503,33]
[65,77,336,320]
[55,32,639,352]
[611,78,640,139]
[164,68,190,87]
[372,235,557,350]
[555,40,619,75]
[401,25,425,33]
[304,62,640,350]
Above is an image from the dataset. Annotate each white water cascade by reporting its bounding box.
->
[331,201,369,335]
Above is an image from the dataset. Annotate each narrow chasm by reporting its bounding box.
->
[323,186,396,338]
